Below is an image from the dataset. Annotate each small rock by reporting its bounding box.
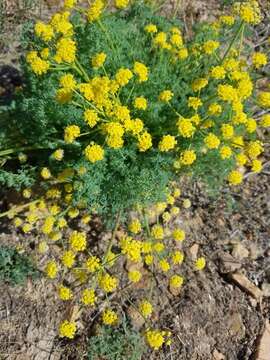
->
[250,243,263,260]
[189,244,199,260]
[227,312,245,339]
[255,320,270,360]
[169,284,182,296]
[218,252,241,274]
[230,272,263,300]
[262,283,270,297]
[213,349,226,360]
[127,306,145,330]
[232,243,249,260]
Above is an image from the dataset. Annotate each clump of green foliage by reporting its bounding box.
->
[88,320,146,360]
[0,246,39,285]
[0,1,262,218]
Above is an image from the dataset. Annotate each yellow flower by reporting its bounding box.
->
[128,270,142,283]
[144,24,158,33]
[59,320,76,339]
[22,223,32,233]
[64,0,77,8]
[64,125,80,143]
[159,90,173,102]
[134,96,147,110]
[38,241,48,254]
[102,309,118,325]
[195,257,206,270]
[171,250,184,265]
[81,289,96,305]
[128,219,142,234]
[228,170,243,185]
[120,236,142,262]
[69,231,86,252]
[221,124,234,139]
[217,84,238,102]
[42,216,55,234]
[13,217,22,227]
[62,250,75,268]
[169,274,184,288]
[41,167,51,179]
[177,118,195,138]
[188,96,202,110]
[261,114,270,127]
[144,254,153,265]
[115,68,133,86]
[55,37,76,63]
[159,259,170,272]
[68,207,79,218]
[92,52,106,68]
[203,40,219,54]
[139,300,153,318]
[115,0,129,8]
[35,22,54,42]
[87,0,104,22]
[180,150,196,165]
[85,256,101,272]
[246,118,257,133]
[177,48,188,60]
[191,78,208,92]
[258,92,270,108]
[251,159,262,173]
[234,0,261,24]
[170,33,183,47]
[41,47,50,59]
[58,286,73,300]
[153,242,164,253]
[145,329,165,350]
[153,32,167,47]
[220,145,232,159]
[60,73,77,91]
[236,153,248,166]
[151,224,164,240]
[137,131,152,152]
[252,52,267,69]
[45,261,58,279]
[22,189,31,199]
[204,133,220,149]
[99,273,118,292]
[133,62,148,82]
[52,149,64,161]
[172,228,185,242]
[220,15,235,26]
[211,66,226,79]
[158,135,177,152]
[246,140,263,159]
[183,199,191,209]
[84,109,99,128]
[84,143,104,163]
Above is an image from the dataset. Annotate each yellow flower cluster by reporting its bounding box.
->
[102,309,118,325]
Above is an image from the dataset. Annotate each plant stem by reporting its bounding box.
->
[0,145,47,157]
[75,59,90,82]
[0,200,40,219]
[221,20,244,62]
[104,210,122,263]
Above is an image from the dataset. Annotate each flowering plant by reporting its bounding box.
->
[0,0,269,351]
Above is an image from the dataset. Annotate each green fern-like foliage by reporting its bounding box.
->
[0,2,260,220]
